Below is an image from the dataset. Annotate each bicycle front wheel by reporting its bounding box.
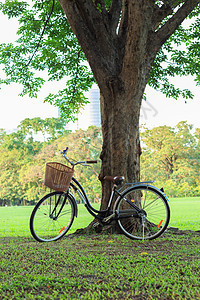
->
[115,185,170,240]
[30,191,76,242]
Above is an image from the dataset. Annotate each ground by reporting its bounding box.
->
[0,229,200,299]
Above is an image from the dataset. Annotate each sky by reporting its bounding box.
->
[0,13,59,132]
[0,12,199,132]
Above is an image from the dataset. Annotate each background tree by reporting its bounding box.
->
[0,119,199,205]
[141,121,200,197]
[0,120,102,206]
[18,117,69,141]
[0,0,200,208]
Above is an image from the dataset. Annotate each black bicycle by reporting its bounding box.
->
[30,147,170,242]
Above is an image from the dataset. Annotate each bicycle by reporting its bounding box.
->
[30,147,170,242]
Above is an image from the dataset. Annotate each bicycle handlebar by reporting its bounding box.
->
[62,147,69,154]
[61,147,97,166]
[86,160,98,164]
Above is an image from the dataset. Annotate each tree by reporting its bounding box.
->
[0,0,200,209]
[140,122,200,197]
[0,148,25,205]
[18,117,69,141]
[0,121,102,206]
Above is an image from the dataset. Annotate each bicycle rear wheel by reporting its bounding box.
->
[30,191,76,242]
[115,185,170,240]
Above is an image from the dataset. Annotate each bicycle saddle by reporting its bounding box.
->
[104,176,124,186]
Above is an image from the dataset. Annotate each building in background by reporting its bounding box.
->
[64,85,161,132]
[66,85,101,131]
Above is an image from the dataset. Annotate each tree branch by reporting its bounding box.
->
[161,0,183,9]
[118,0,128,49]
[26,0,55,67]
[152,4,173,30]
[70,49,81,102]
[75,0,102,39]
[108,0,122,34]
[153,0,200,52]
[58,0,119,80]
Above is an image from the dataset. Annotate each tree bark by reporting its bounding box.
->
[99,79,143,209]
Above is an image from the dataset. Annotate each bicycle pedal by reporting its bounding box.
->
[93,222,100,228]
[93,222,103,233]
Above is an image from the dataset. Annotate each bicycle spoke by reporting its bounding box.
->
[30,192,75,242]
[115,185,170,240]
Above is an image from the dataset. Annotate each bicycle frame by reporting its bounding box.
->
[70,177,111,219]
[50,193,67,220]
[62,148,156,222]
[69,177,146,223]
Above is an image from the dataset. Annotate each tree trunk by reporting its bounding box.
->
[99,80,143,209]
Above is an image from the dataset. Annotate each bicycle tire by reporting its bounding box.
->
[30,191,76,242]
[114,185,170,240]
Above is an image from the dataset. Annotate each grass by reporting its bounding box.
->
[0,197,199,299]
[0,196,199,237]
[169,197,200,230]
[0,204,99,238]
[0,233,200,299]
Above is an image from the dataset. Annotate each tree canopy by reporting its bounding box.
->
[0,0,200,120]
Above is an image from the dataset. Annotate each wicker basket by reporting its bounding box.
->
[44,162,74,192]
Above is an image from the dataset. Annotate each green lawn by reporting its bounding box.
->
[169,196,200,230]
[0,232,199,299]
[0,204,99,238]
[0,198,199,299]
[0,197,199,238]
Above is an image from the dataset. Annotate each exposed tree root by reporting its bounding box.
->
[69,224,200,239]
[72,220,122,237]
